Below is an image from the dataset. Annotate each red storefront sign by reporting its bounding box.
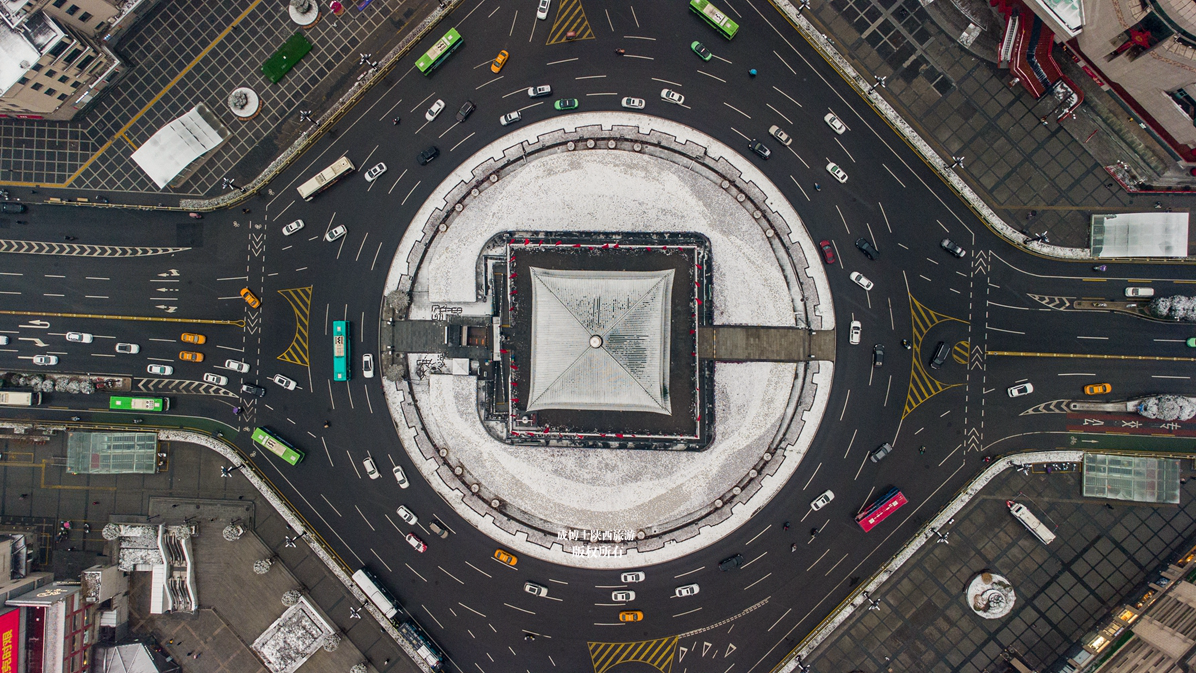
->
[0,608,21,673]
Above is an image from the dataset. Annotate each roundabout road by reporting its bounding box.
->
[1,2,1194,672]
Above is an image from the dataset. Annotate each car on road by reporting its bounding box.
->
[65,332,93,343]
[397,505,417,525]
[240,287,261,308]
[115,343,140,354]
[500,111,522,126]
[769,125,792,147]
[203,373,228,386]
[1084,383,1112,395]
[554,98,578,111]
[393,465,409,488]
[0,203,26,214]
[179,351,204,362]
[849,271,874,291]
[718,554,744,571]
[362,353,375,378]
[324,225,347,242]
[240,383,266,397]
[0,336,7,345]
[929,341,949,369]
[1125,287,1155,298]
[621,571,645,583]
[181,332,206,344]
[872,343,884,367]
[528,85,552,98]
[691,40,712,61]
[940,238,966,258]
[675,583,700,597]
[283,219,305,236]
[33,355,58,366]
[494,549,518,566]
[524,582,548,597]
[660,88,684,105]
[455,100,476,122]
[147,364,172,375]
[826,162,848,183]
[405,532,427,553]
[1007,382,1034,398]
[612,590,635,601]
[225,359,249,373]
[870,442,893,463]
[429,520,449,538]
[619,610,644,622]
[270,374,296,390]
[362,456,380,479]
[425,99,445,121]
[748,139,770,159]
[536,0,550,19]
[855,237,879,260]
[810,489,835,510]
[364,162,387,182]
[819,240,836,265]
[491,49,509,73]
[417,146,440,165]
[824,112,847,134]
[621,96,645,110]
[849,320,861,345]
[1188,337,1196,347]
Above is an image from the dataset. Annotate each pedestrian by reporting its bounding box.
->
[242,208,251,214]
[92,501,99,506]
[167,639,174,644]
[186,652,193,657]
[384,659,390,666]
[392,117,400,125]
[918,446,926,454]
[17,494,27,500]
[323,421,331,428]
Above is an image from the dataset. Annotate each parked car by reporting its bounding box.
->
[1085,383,1112,395]
[240,287,261,308]
[810,489,835,510]
[455,100,476,122]
[283,219,305,236]
[241,383,266,397]
[33,355,59,366]
[393,465,409,488]
[115,343,140,354]
[225,359,250,373]
[872,343,884,367]
[621,97,645,110]
[494,549,518,566]
[849,320,861,345]
[554,98,578,111]
[718,554,744,571]
[363,456,380,479]
[0,203,27,214]
[870,442,893,463]
[364,162,387,182]
[660,88,685,105]
[536,0,550,19]
[824,112,847,134]
[621,571,645,583]
[491,49,509,73]
[500,111,522,126]
[178,350,204,362]
[325,225,347,242]
[147,364,172,375]
[203,373,228,386]
[850,271,874,291]
[181,332,206,344]
[855,237,879,260]
[1007,382,1034,398]
[269,373,297,390]
[929,341,949,369]
[65,332,93,343]
[769,125,792,146]
[397,505,417,525]
[425,99,445,121]
[819,240,836,265]
[429,520,449,538]
[675,583,700,597]
[940,238,966,258]
[691,41,712,61]
[826,162,849,183]
[362,353,375,378]
[524,582,548,597]
[749,140,771,159]
[417,146,440,165]
[405,532,427,553]
[527,85,552,98]
[612,590,636,601]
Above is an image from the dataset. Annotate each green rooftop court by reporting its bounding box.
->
[262,32,313,83]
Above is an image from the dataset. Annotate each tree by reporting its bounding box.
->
[223,524,245,542]
[349,664,366,673]
[323,632,342,652]
[1149,296,1196,322]
[253,558,274,575]
[282,589,301,607]
[1138,395,1196,421]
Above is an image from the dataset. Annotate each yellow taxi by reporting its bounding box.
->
[179,351,204,362]
[491,49,509,73]
[619,610,644,622]
[1084,383,1112,395]
[180,333,206,345]
[240,287,261,308]
[494,549,517,566]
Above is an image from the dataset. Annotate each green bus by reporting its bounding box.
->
[333,320,351,382]
[415,27,462,75]
[109,396,169,412]
[252,427,304,466]
[689,0,739,39]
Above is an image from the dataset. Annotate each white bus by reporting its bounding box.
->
[352,568,400,620]
[0,392,40,406]
[296,156,355,201]
[1007,500,1055,545]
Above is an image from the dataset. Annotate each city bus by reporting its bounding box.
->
[109,396,169,412]
[0,392,41,406]
[855,487,907,532]
[296,156,355,201]
[1007,500,1056,545]
[415,28,462,75]
[333,320,351,381]
[398,621,444,671]
[352,568,400,620]
[689,0,739,39]
[251,427,304,466]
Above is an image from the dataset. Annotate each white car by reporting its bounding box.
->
[397,505,417,525]
[675,583,700,598]
[810,489,835,511]
[849,271,874,291]
[612,590,635,602]
[364,162,387,182]
[362,353,375,378]
[0,336,7,345]
[363,456,380,479]
[660,88,684,105]
[536,0,550,19]
[827,162,848,183]
[621,571,645,583]
[527,85,552,98]
[203,373,229,386]
[394,465,409,488]
[325,225,347,242]
[33,355,58,366]
[849,320,862,345]
[769,125,792,147]
[65,332,93,343]
[621,97,645,110]
[224,359,250,373]
[282,219,305,236]
[524,582,549,597]
[500,111,522,126]
[1008,382,1034,398]
[1125,287,1154,298]
[270,373,297,390]
[425,99,445,122]
[147,364,173,375]
[824,112,847,134]
[115,343,140,354]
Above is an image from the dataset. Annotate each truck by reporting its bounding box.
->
[1007,500,1055,545]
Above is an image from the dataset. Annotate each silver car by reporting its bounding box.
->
[500,111,522,126]
[397,505,417,525]
[282,219,305,236]
[524,582,549,597]
[425,99,445,122]
[621,97,645,110]
[612,590,635,602]
[675,583,700,597]
[660,88,684,105]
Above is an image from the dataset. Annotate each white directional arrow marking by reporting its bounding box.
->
[18,337,46,347]
[677,646,688,662]
[155,305,178,314]
[725,643,737,657]
[19,320,49,329]
[702,642,712,657]
[158,269,180,277]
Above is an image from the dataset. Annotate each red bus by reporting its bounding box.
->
[856,488,908,532]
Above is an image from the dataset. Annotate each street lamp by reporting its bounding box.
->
[222,177,238,191]
[867,75,887,93]
[284,536,298,548]
[220,464,242,478]
[949,156,965,169]
[349,606,362,619]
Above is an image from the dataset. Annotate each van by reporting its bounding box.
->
[930,341,949,369]
[1125,287,1154,298]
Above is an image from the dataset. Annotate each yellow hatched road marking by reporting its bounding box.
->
[903,294,967,419]
[276,286,312,367]
[589,635,677,673]
[0,309,242,326]
[547,0,595,44]
[987,350,1196,362]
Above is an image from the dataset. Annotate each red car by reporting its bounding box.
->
[819,240,836,265]
[405,533,426,553]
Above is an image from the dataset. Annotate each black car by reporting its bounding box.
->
[855,237,879,260]
[719,553,744,571]
[456,100,476,122]
[940,238,966,258]
[241,383,266,397]
[0,203,26,214]
[417,146,440,165]
[748,140,771,160]
[872,343,884,367]
[929,341,949,369]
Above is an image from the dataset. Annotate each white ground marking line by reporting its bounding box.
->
[771,85,802,108]
[354,232,369,261]
[604,8,612,30]
[786,146,809,168]
[360,144,379,168]
[888,297,895,330]
[988,301,1030,310]
[547,578,569,585]
[377,96,405,122]
[714,54,733,64]
[773,50,795,74]
[508,8,518,35]
[864,221,878,249]
[802,462,821,490]
[1154,375,1191,379]
[724,102,751,118]
[422,605,445,630]
[387,168,408,194]
[385,513,402,532]
[273,200,294,222]
[789,175,810,201]
[730,126,750,141]
[346,450,360,478]
[741,552,767,570]
[822,553,849,576]
[745,525,770,546]
[406,563,427,582]
[936,219,951,233]
[853,452,870,481]
[925,257,939,265]
[319,494,343,517]
[409,91,436,112]
[743,573,771,590]
[586,92,618,96]
[804,549,830,573]
[504,603,534,615]
[674,566,704,579]
[354,505,376,531]
[883,375,892,407]
[363,384,374,414]
[451,132,477,152]
[502,86,532,98]
[575,74,606,80]
[465,561,492,578]
[1155,338,1186,342]
[1057,373,1095,377]
[1076,336,1108,340]
[882,164,906,188]
[651,77,682,87]
[630,5,639,26]
[475,75,503,90]
[673,607,702,618]
[516,100,545,113]
[878,201,892,233]
[370,548,392,572]
[938,444,960,465]
[698,70,726,83]
[836,205,850,234]
[321,437,333,466]
[988,326,1025,335]
[401,180,422,206]
[768,608,792,632]
[834,138,854,163]
[843,428,857,459]
[440,567,465,585]
[625,53,655,60]
[594,622,626,627]
[919,274,932,283]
